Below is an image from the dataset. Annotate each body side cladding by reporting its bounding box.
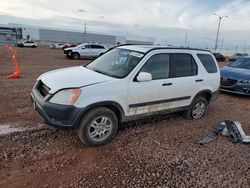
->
[124,106,190,122]
[129,96,191,108]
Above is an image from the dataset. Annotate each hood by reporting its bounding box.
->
[64,46,77,51]
[38,66,113,93]
[220,66,250,80]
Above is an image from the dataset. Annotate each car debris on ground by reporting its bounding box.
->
[198,120,250,145]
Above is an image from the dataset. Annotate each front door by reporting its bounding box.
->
[127,53,174,116]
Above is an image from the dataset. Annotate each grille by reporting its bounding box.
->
[220,77,238,87]
[37,81,50,97]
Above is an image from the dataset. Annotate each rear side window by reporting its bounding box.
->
[140,54,170,80]
[91,45,105,49]
[197,54,218,73]
[171,54,197,77]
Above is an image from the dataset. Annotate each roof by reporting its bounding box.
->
[118,45,211,54]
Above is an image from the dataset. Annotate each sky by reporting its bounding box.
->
[1,0,250,51]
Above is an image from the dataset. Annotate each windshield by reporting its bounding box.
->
[76,43,86,48]
[86,48,144,78]
[228,58,250,69]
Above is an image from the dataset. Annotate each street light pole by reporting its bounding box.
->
[214,13,228,52]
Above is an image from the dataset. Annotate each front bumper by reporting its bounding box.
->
[220,82,250,96]
[31,83,84,129]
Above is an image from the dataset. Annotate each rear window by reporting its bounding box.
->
[197,54,218,73]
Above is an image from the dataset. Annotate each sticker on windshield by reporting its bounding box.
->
[130,52,143,58]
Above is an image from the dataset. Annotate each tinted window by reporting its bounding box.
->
[171,54,197,77]
[91,45,105,49]
[197,54,218,73]
[140,54,170,80]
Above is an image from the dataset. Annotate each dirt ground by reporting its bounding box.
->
[0,46,249,188]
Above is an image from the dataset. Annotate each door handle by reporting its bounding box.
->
[195,79,203,82]
[162,83,172,86]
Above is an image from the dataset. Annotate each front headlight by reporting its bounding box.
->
[49,88,81,105]
[240,80,250,84]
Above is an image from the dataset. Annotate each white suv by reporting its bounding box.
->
[17,41,38,48]
[64,43,107,59]
[31,45,220,146]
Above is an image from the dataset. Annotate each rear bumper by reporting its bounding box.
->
[31,85,84,129]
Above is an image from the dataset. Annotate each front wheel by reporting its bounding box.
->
[183,96,208,120]
[77,107,118,147]
[72,52,80,60]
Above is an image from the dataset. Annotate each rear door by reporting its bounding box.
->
[79,44,92,57]
[90,45,104,57]
[167,53,201,107]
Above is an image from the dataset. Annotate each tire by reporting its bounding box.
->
[72,52,80,60]
[99,53,104,57]
[77,107,118,147]
[183,96,208,120]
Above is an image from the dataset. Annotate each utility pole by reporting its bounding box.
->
[184,33,188,47]
[214,13,228,52]
[84,22,87,43]
[220,38,224,53]
[243,40,246,53]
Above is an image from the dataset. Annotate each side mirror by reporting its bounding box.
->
[137,72,152,82]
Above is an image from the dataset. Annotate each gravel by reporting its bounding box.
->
[0,46,249,188]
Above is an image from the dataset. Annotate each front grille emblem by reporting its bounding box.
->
[222,77,228,81]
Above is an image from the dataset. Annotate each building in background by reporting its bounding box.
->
[1,23,154,47]
[0,24,22,45]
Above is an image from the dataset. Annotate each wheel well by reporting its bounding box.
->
[199,92,212,103]
[104,105,122,123]
[77,104,123,128]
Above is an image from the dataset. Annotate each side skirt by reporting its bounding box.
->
[122,106,190,122]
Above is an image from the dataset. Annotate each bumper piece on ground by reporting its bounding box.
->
[198,120,250,145]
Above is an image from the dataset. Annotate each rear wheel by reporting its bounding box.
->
[183,96,208,120]
[77,107,118,147]
[72,52,80,60]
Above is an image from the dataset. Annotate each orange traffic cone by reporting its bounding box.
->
[6,49,21,79]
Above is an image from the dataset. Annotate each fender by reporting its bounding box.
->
[75,101,126,127]
[192,89,213,103]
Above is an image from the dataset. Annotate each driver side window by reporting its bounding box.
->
[140,54,170,80]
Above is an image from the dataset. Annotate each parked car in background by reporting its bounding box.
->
[229,53,248,61]
[62,43,77,50]
[50,43,64,49]
[220,56,250,95]
[32,45,220,146]
[213,53,225,62]
[17,41,38,48]
[64,43,107,59]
